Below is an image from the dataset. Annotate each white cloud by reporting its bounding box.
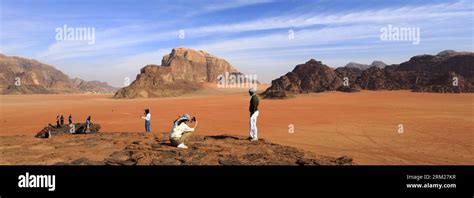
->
[204,0,273,12]
[35,26,175,60]
[189,25,378,54]
[184,0,274,16]
[187,0,471,35]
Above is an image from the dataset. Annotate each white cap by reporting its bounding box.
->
[181,114,190,120]
[249,87,256,94]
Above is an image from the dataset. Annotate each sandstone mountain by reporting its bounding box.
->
[114,48,243,98]
[370,61,388,69]
[263,50,473,98]
[70,78,117,93]
[0,54,117,94]
[356,51,473,92]
[262,59,344,99]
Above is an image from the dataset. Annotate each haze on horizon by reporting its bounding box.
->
[0,0,473,87]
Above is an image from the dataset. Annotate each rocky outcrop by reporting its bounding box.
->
[114,48,242,98]
[0,54,117,94]
[3,130,353,165]
[344,61,387,70]
[335,67,363,91]
[263,51,474,98]
[0,54,76,94]
[104,134,354,165]
[161,48,238,82]
[35,122,101,138]
[356,52,474,92]
[262,59,343,98]
[70,78,117,93]
[370,61,388,69]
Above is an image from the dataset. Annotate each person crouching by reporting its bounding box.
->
[169,114,198,149]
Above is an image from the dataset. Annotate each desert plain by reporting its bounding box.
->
[0,85,472,165]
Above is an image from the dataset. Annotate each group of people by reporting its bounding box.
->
[55,115,72,128]
[54,114,92,133]
[141,88,260,149]
[46,88,260,147]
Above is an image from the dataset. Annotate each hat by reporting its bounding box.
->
[249,87,256,94]
[181,114,190,120]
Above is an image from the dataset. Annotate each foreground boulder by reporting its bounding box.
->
[35,123,101,138]
[4,132,353,165]
[105,134,354,165]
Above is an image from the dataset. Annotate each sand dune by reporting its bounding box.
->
[0,88,472,165]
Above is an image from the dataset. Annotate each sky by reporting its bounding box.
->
[0,0,473,87]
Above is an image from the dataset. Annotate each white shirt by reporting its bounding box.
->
[142,113,151,121]
[170,122,194,139]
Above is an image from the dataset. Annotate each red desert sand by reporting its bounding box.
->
[0,84,473,165]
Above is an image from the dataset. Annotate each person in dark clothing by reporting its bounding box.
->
[68,115,73,125]
[60,115,64,126]
[83,116,91,133]
[248,87,260,141]
[56,115,60,128]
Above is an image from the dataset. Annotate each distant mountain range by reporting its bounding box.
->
[2,49,472,98]
[262,50,474,98]
[0,54,117,94]
[344,61,387,70]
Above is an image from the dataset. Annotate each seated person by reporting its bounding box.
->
[169,114,198,149]
[83,116,91,133]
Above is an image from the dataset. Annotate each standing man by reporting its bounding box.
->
[56,115,60,128]
[60,115,64,126]
[141,109,151,135]
[248,87,259,141]
[68,115,73,125]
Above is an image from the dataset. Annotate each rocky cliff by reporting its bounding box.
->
[263,51,473,98]
[114,48,242,98]
[262,59,344,98]
[0,54,117,94]
[356,51,474,92]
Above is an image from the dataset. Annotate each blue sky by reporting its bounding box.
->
[1,0,473,87]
